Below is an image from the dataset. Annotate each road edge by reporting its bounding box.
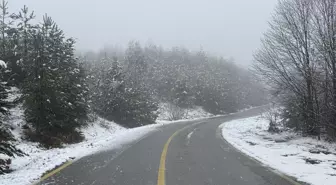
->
[216,122,308,185]
[32,127,159,185]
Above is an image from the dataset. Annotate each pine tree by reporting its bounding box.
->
[170,79,193,108]
[0,61,24,174]
[112,86,158,127]
[56,37,89,136]
[125,41,147,87]
[23,16,88,147]
[0,0,21,86]
[10,5,36,85]
[91,57,123,119]
[87,43,159,128]
[0,0,11,56]
[121,42,158,127]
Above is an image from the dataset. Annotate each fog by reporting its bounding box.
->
[1,1,274,178]
[10,0,277,65]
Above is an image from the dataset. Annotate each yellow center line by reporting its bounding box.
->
[157,122,200,185]
[33,160,73,185]
[157,129,180,185]
[35,122,203,185]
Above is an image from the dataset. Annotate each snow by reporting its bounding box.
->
[0,89,216,185]
[187,130,194,140]
[0,98,215,185]
[4,87,24,139]
[0,117,158,185]
[221,116,336,185]
[157,103,213,121]
[0,154,10,161]
[1,113,212,185]
[0,60,7,68]
[184,107,213,119]
[0,88,158,185]
[186,129,196,146]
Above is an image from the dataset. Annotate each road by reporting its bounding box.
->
[37,107,301,185]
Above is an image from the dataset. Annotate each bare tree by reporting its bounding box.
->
[311,0,336,138]
[254,0,320,136]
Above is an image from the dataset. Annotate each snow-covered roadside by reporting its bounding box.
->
[156,116,212,125]
[157,103,214,121]
[1,98,216,185]
[1,117,159,185]
[2,115,213,185]
[1,88,220,185]
[221,116,336,185]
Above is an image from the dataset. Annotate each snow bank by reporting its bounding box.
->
[0,95,215,185]
[221,116,336,185]
[3,87,24,140]
[157,103,213,121]
[1,115,157,185]
[184,106,213,119]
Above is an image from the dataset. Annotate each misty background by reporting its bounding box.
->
[10,0,277,66]
[0,0,276,172]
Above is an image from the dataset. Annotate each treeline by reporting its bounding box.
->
[82,43,268,124]
[255,0,336,140]
[0,2,89,173]
[0,1,266,173]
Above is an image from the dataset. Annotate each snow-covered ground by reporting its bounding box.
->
[1,94,215,185]
[221,116,336,185]
[1,116,159,185]
[157,103,213,121]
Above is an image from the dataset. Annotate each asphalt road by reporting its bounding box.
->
[37,107,301,185]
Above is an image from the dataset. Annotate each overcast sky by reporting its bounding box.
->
[10,0,277,66]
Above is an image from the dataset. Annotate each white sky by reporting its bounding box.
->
[10,0,277,66]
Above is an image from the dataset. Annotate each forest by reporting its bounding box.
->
[255,0,336,140]
[0,1,267,173]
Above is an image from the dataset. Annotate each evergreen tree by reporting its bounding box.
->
[86,42,159,128]
[23,16,88,147]
[125,41,147,87]
[86,43,267,119]
[0,0,21,86]
[170,79,193,108]
[91,57,123,118]
[111,85,158,127]
[122,42,158,127]
[0,61,24,174]
[0,0,12,56]
[89,55,158,128]
[10,5,36,85]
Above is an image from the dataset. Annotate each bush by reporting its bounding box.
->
[24,128,84,148]
[264,107,281,133]
[105,87,158,128]
[166,104,186,121]
[0,126,25,174]
[0,157,12,174]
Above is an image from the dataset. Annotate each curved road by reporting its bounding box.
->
[37,107,302,185]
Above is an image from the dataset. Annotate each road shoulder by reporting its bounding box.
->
[219,116,334,185]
